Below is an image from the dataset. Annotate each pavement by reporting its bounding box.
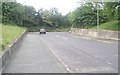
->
[3,32,118,73]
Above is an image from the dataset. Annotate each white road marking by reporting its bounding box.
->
[72,35,92,40]
[75,69,79,71]
[47,47,72,73]
[56,35,68,40]
[102,41,111,43]
[79,67,114,72]
[71,35,113,44]
[82,37,111,44]
[97,40,111,43]
[82,37,91,40]
[106,61,112,65]
[62,37,68,40]
[56,35,60,37]
[40,38,72,73]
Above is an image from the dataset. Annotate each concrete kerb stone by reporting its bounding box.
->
[0,30,27,74]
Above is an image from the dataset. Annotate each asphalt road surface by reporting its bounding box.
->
[3,32,118,73]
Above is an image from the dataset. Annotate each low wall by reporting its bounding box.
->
[70,28,120,40]
[0,30,27,74]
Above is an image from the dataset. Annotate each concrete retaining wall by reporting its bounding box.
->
[70,28,120,40]
[0,30,27,74]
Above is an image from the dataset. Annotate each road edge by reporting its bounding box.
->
[0,29,28,75]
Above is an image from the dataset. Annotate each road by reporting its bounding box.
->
[3,32,118,73]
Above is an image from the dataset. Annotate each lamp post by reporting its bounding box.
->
[97,2,99,30]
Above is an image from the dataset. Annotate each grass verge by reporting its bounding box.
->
[91,20,120,31]
[1,24,26,52]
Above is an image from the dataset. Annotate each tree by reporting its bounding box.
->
[34,11,43,27]
[2,2,37,27]
[67,2,119,28]
[102,2,119,21]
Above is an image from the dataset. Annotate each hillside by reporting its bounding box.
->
[92,20,119,31]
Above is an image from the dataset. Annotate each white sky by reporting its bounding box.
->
[16,0,80,15]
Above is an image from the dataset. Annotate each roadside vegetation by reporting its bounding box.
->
[28,27,70,32]
[67,2,119,31]
[1,0,119,52]
[91,20,120,31]
[2,24,25,51]
[2,1,119,32]
[48,28,70,32]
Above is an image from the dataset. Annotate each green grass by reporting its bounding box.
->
[0,24,2,54]
[1,24,26,52]
[91,20,120,31]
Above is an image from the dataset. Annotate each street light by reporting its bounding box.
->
[96,2,99,29]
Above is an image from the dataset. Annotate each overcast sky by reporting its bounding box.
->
[16,0,80,15]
